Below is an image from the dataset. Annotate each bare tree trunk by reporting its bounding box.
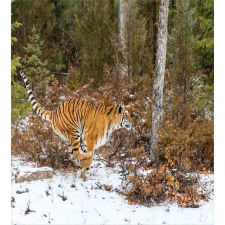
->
[118,0,133,78]
[118,0,127,78]
[150,0,169,162]
[153,0,157,66]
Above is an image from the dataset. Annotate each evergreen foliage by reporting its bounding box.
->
[137,0,159,75]
[75,0,116,85]
[49,48,66,73]
[11,0,31,123]
[22,27,52,104]
[53,0,81,68]
[168,0,197,102]
[196,0,214,84]
[11,0,214,86]
[22,27,50,82]
[11,0,56,65]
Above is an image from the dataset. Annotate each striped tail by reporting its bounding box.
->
[18,68,53,122]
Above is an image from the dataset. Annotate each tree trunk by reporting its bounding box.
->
[150,0,169,162]
[118,0,133,78]
[152,0,157,67]
[118,0,126,78]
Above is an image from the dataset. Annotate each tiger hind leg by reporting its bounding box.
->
[80,153,94,180]
[72,150,92,160]
[69,134,92,160]
[80,140,95,180]
[66,142,80,167]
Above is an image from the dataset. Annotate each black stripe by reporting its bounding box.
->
[55,110,66,132]
[52,116,63,136]
[71,135,79,140]
[30,96,34,102]
[107,121,112,133]
[37,107,41,114]
[55,108,67,132]
[72,142,79,147]
[72,148,79,153]
[66,101,76,126]
[61,103,70,125]
[32,101,37,106]
[81,100,85,107]
[107,107,113,115]
[58,105,74,130]
[72,134,80,139]
[34,104,38,111]
[71,100,76,122]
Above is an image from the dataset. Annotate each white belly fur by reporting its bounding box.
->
[95,127,114,150]
[95,136,108,150]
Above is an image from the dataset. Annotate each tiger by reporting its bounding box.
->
[18,68,132,180]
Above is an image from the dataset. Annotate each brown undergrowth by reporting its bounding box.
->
[124,165,209,208]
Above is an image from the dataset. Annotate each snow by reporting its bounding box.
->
[11,156,214,225]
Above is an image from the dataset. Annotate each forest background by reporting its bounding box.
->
[11,0,214,207]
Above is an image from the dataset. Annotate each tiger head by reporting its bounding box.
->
[115,104,132,131]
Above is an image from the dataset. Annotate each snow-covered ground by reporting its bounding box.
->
[11,156,214,225]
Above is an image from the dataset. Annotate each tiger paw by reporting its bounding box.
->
[82,151,92,160]
[74,151,92,161]
[81,172,87,181]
